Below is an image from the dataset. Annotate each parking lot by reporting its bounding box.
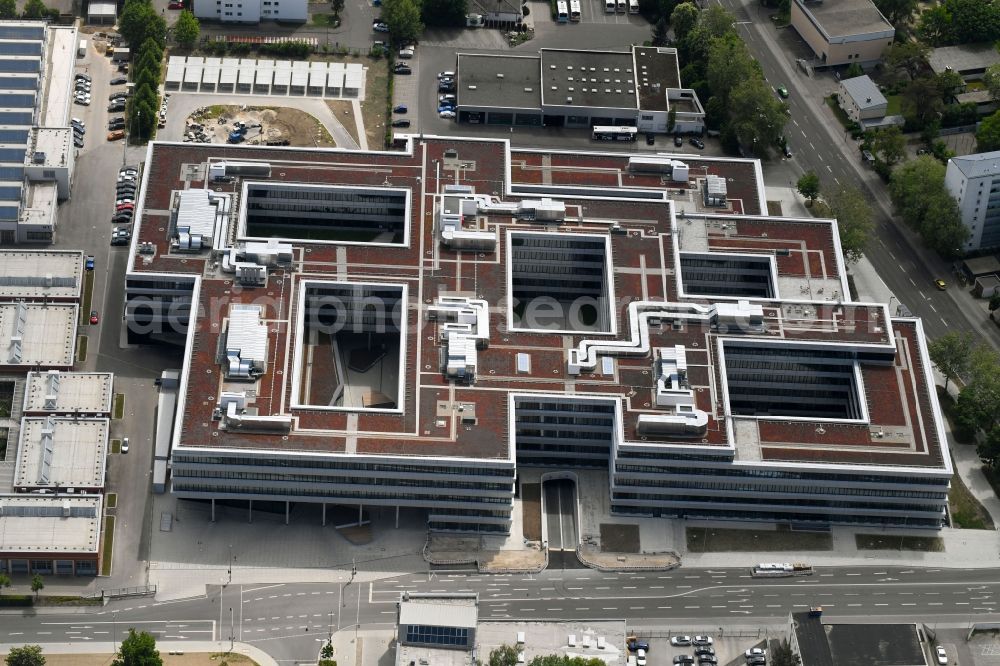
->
[629,633,772,666]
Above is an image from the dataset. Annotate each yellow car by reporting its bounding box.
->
[934,279,947,290]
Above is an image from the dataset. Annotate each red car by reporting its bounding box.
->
[168,1,184,7]
[89,310,99,325]
[116,203,134,212]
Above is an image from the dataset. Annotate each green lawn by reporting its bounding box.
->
[949,469,993,529]
[110,438,121,454]
[100,515,115,576]
[106,492,117,509]
[112,394,125,419]
[885,94,902,116]
[80,270,94,325]
[76,335,88,363]
[826,95,853,129]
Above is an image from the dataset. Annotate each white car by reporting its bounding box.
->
[636,648,647,666]
[438,70,455,79]
[439,110,456,119]
[372,21,389,32]
[671,636,692,646]
[74,96,91,106]
[692,636,713,646]
[936,646,948,665]
[121,437,129,454]
[745,647,766,658]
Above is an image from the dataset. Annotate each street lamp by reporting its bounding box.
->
[229,606,234,651]
[227,543,233,585]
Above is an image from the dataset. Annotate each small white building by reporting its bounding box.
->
[838,75,903,130]
[87,0,117,24]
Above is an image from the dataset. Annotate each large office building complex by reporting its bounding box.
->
[945,150,1000,252]
[125,136,951,534]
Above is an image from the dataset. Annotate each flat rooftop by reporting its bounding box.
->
[14,417,109,490]
[23,371,114,414]
[0,302,76,367]
[793,614,924,666]
[929,43,1000,75]
[539,49,637,110]
[477,621,627,664]
[0,250,83,299]
[795,0,893,38]
[127,138,948,473]
[634,46,680,112]
[456,53,541,110]
[0,493,102,554]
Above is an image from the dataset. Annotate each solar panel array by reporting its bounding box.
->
[0,22,46,216]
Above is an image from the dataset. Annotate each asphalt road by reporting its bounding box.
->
[716,0,1000,349]
[5,566,999,662]
[544,479,577,551]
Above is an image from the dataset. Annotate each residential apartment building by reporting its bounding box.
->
[945,151,1000,251]
[124,137,951,534]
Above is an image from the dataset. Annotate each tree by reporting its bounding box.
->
[421,0,466,27]
[928,331,974,390]
[769,637,802,666]
[978,109,1000,152]
[901,76,944,130]
[381,0,423,45]
[844,62,864,79]
[919,191,968,257]
[5,645,45,666]
[669,1,698,41]
[651,16,668,46]
[916,4,953,45]
[883,41,929,80]
[985,63,1000,102]
[944,0,1000,44]
[890,156,968,256]
[874,0,919,31]
[826,184,873,263]
[21,0,47,19]
[489,645,520,666]
[30,574,43,599]
[727,78,787,157]
[0,572,10,592]
[0,0,17,18]
[956,359,1000,436]
[112,629,162,666]
[172,10,199,49]
[797,170,820,205]
[119,0,166,51]
[707,34,761,106]
[979,426,1000,468]
[871,126,906,166]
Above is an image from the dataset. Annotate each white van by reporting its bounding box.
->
[616,0,627,12]
[604,0,615,12]
[628,0,638,12]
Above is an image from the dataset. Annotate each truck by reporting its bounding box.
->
[78,39,87,58]
[751,562,814,577]
[466,13,484,27]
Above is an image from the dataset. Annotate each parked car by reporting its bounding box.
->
[121,437,129,453]
[645,133,654,145]
[439,110,456,119]
[111,227,130,245]
[116,202,134,212]
[85,255,95,271]
[689,137,705,149]
[372,21,389,32]
[936,646,948,665]
[73,135,84,148]
[391,119,411,128]
[74,95,91,106]
[109,102,126,112]
[438,71,455,79]
[673,134,683,147]
[393,104,408,113]
[110,76,128,85]
[673,656,693,665]
[107,129,125,141]
[117,62,128,73]
[692,637,712,646]
[439,94,456,104]
[394,65,412,75]
[89,310,99,325]
[671,637,692,647]
[168,1,185,7]
[109,91,127,101]
[627,639,650,652]
[636,649,647,666]
[694,646,714,656]
[74,72,91,82]
[745,648,766,659]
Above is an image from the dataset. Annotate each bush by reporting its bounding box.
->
[941,102,978,128]
[0,594,33,606]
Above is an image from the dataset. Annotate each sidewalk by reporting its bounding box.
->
[0,642,277,666]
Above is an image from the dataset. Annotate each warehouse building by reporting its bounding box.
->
[0,494,102,576]
[455,46,705,134]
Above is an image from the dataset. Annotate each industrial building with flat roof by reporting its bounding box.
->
[13,416,109,492]
[124,135,951,534]
[791,0,894,68]
[455,45,705,134]
[22,370,114,415]
[0,250,83,300]
[0,302,77,369]
[0,21,79,244]
[0,494,102,576]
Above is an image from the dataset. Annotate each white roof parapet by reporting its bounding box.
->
[639,345,709,438]
[428,296,489,383]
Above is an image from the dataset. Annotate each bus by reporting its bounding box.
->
[569,0,581,21]
[593,125,638,142]
[628,0,639,12]
[556,0,569,22]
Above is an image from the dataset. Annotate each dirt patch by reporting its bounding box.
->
[599,524,640,553]
[479,548,546,572]
[686,526,833,553]
[522,483,542,542]
[360,57,389,149]
[38,653,259,666]
[326,100,360,146]
[578,545,679,571]
[184,105,335,147]
[855,534,946,552]
[766,200,783,216]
